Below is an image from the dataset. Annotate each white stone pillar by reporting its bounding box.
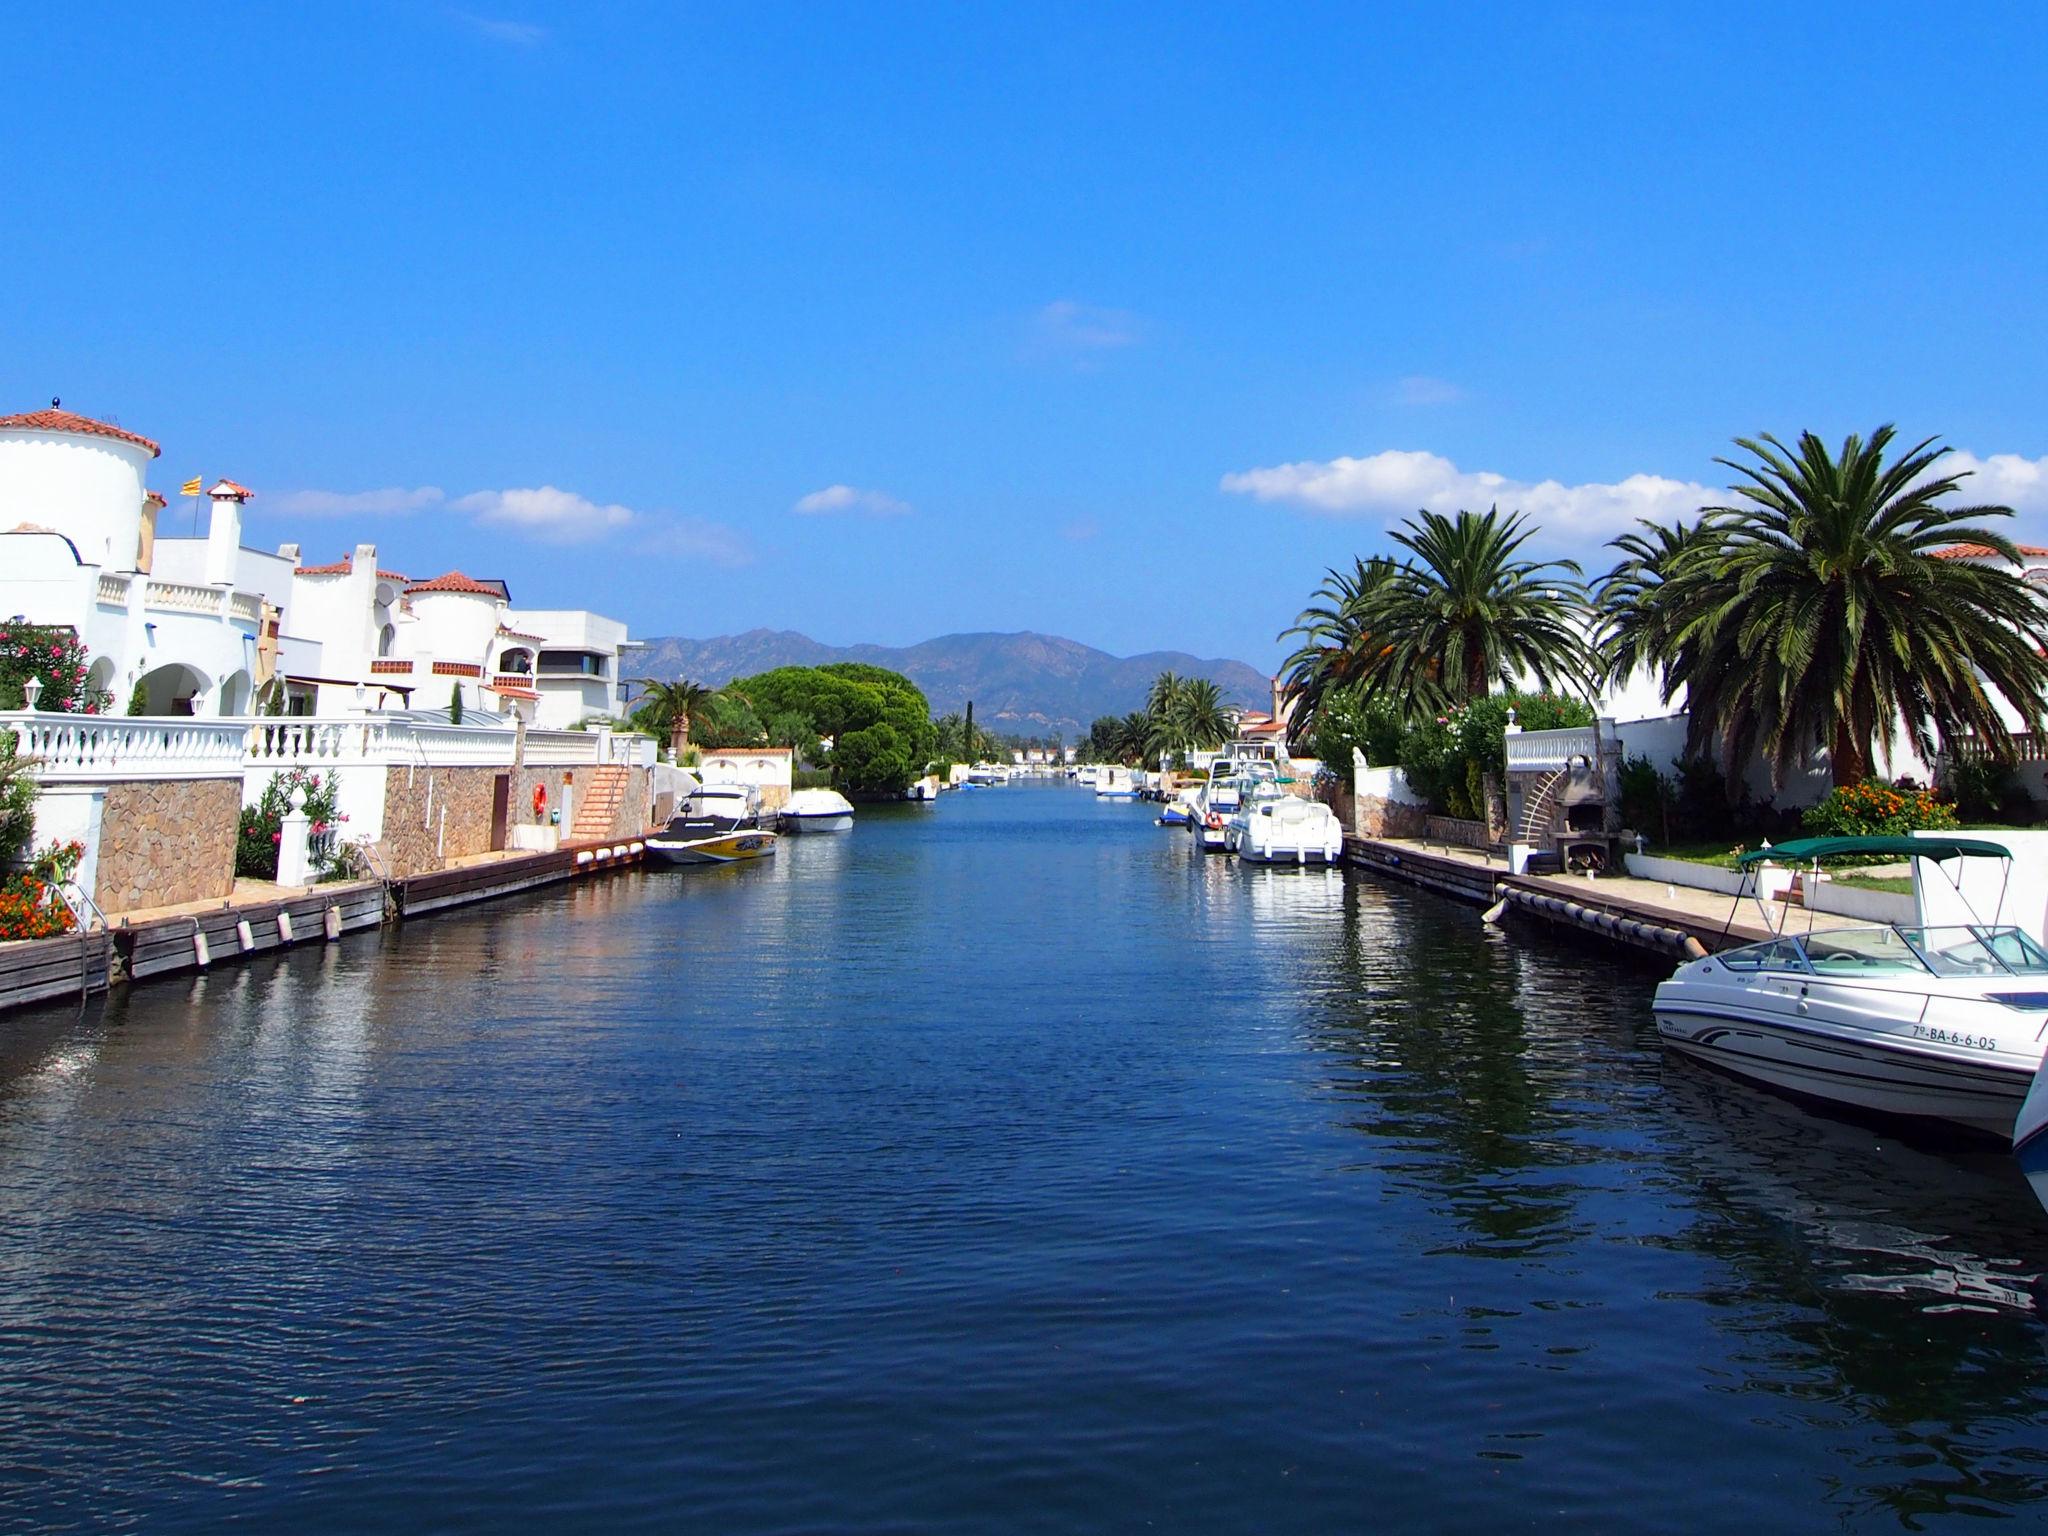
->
[276,783,314,887]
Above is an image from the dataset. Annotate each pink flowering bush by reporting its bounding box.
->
[0,618,96,712]
[237,768,348,880]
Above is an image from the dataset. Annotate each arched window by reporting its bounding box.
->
[378,623,396,658]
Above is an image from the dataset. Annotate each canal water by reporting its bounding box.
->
[2,785,2045,1532]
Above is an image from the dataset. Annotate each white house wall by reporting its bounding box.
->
[0,428,150,570]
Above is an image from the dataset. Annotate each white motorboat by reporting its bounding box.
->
[1095,765,1139,799]
[1653,836,2048,1138]
[1229,788,1344,865]
[1074,765,1099,788]
[2018,1059,2048,1216]
[781,787,855,833]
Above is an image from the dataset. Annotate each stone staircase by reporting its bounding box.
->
[568,765,630,843]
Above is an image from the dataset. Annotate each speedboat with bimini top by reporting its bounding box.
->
[647,782,778,865]
[1095,765,1139,799]
[1653,836,2048,1138]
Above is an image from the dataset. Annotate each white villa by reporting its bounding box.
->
[0,404,636,729]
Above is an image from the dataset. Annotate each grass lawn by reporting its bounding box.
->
[1836,873,1915,894]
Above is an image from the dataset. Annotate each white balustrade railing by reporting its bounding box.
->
[144,579,223,616]
[522,728,605,766]
[1503,725,1600,773]
[606,732,658,768]
[0,711,249,780]
[229,592,263,624]
[5,710,620,784]
[96,573,131,605]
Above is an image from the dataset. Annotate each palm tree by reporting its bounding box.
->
[1276,556,1399,749]
[1115,711,1155,766]
[1593,515,1729,694]
[630,677,714,754]
[1359,508,1592,709]
[1147,670,1184,718]
[1657,426,2048,787]
[1168,677,1230,753]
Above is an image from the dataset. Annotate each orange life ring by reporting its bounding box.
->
[532,783,548,815]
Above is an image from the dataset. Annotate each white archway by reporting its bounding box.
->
[217,669,253,716]
[86,656,116,712]
[133,662,210,717]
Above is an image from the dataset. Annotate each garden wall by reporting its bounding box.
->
[94,778,240,913]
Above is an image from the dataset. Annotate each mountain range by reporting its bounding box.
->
[629,629,1272,734]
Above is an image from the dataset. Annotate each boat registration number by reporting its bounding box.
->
[1909,1024,1997,1051]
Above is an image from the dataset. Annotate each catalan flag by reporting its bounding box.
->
[180,476,203,496]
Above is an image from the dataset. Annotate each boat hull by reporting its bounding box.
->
[1653,999,2036,1139]
[647,829,779,865]
[781,812,853,834]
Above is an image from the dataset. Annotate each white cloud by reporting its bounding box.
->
[271,486,445,516]
[1024,299,1141,366]
[456,12,546,45]
[792,484,912,518]
[1220,448,1713,540]
[452,485,635,543]
[1941,450,2048,516]
[1393,375,1464,407]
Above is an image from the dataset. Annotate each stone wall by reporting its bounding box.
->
[375,763,643,878]
[94,777,241,913]
[379,766,500,879]
[1356,791,1427,839]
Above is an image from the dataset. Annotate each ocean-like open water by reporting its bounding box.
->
[1,783,2044,1532]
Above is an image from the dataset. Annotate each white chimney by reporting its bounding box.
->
[205,479,253,586]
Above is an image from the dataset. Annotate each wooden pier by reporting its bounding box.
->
[1344,834,1775,957]
[0,835,651,1018]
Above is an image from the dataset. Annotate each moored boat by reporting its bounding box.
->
[781,787,855,833]
[1652,836,2048,1138]
[1095,765,1139,799]
[647,783,779,866]
[1229,788,1344,865]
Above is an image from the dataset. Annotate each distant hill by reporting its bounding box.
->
[629,629,1271,734]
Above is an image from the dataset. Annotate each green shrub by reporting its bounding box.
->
[237,768,347,881]
[1801,778,1959,839]
[1618,753,1669,839]
[0,618,94,712]
[1940,756,2021,823]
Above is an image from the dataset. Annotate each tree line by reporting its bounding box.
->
[1074,673,1233,766]
[1281,426,2048,792]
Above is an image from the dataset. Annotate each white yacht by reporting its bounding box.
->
[780,787,855,833]
[1653,837,2048,1138]
[1229,788,1345,865]
[1095,765,1139,799]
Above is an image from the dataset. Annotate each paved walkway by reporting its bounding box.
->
[1360,836,1786,944]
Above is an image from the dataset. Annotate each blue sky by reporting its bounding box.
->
[8,3,2048,669]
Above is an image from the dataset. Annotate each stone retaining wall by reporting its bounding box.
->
[94,778,241,913]
[377,764,651,878]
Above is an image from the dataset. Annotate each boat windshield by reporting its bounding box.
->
[1717,925,2048,979]
[1899,926,2048,977]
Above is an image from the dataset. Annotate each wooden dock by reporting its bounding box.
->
[0,835,651,1018]
[1344,835,1775,957]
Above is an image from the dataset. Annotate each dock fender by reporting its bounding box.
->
[324,905,343,941]
[1682,936,1709,960]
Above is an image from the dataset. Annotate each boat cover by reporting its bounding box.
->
[1735,835,2013,867]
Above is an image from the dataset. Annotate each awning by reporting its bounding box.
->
[1736,835,2012,868]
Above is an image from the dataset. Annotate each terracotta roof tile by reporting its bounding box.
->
[405,571,506,598]
[144,491,167,507]
[1931,542,2048,561]
[208,478,255,499]
[0,407,161,458]
[483,683,541,701]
